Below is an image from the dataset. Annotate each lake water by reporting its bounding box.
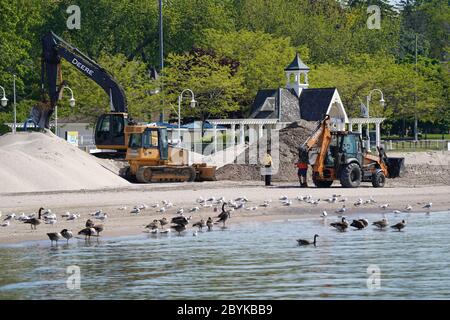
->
[1,211,449,300]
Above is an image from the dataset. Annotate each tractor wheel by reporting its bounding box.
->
[372,170,386,188]
[313,178,333,188]
[136,167,153,183]
[181,167,196,182]
[340,163,361,188]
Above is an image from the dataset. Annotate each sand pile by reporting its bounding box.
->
[216,120,316,181]
[0,131,129,193]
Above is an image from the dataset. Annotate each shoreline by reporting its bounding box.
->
[1,182,449,245]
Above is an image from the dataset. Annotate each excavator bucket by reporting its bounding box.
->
[386,157,405,178]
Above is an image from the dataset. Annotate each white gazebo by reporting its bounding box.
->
[348,117,386,148]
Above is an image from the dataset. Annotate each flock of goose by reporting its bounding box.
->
[0,193,435,246]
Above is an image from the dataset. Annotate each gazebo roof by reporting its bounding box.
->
[285,53,310,71]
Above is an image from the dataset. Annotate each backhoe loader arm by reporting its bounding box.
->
[31,31,128,128]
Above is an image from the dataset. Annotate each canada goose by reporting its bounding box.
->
[61,229,73,243]
[350,219,368,230]
[93,224,104,236]
[171,224,186,235]
[297,234,319,246]
[216,211,230,227]
[193,219,206,231]
[47,232,62,244]
[207,217,213,231]
[391,220,406,231]
[171,216,189,226]
[159,217,168,228]
[23,211,42,230]
[372,219,389,230]
[85,219,95,228]
[146,219,159,231]
[78,227,96,240]
[330,217,349,232]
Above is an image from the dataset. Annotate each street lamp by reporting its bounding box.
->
[55,86,76,136]
[177,89,196,144]
[365,89,385,152]
[0,85,7,107]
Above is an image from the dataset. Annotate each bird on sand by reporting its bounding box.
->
[61,229,73,243]
[23,211,42,230]
[404,204,413,211]
[422,203,432,210]
[47,232,62,244]
[1,221,10,227]
[146,219,160,231]
[391,220,406,231]
[158,217,168,229]
[297,234,319,246]
[380,203,390,210]
[335,205,346,214]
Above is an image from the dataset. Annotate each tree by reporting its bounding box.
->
[161,50,245,127]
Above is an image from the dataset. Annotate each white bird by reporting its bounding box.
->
[138,204,148,210]
[1,221,10,227]
[45,218,57,225]
[118,206,127,210]
[66,214,80,221]
[193,231,198,237]
[380,203,390,210]
[321,211,328,218]
[151,203,160,208]
[369,196,376,203]
[176,208,184,215]
[393,210,401,214]
[61,212,71,218]
[245,206,258,211]
[282,200,292,206]
[196,197,205,203]
[96,214,108,221]
[130,207,141,214]
[90,210,102,217]
[279,195,288,201]
[189,207,200,213]
[162,200,168,205]
[201,203,213,208]
[354,198,363,206]
[335,205,346,214]
[165,202,173,208]
[260,201,270,207]
[207,197,215,202]
[339,197,348,202]
[404,204,412,211]
[3,213,16,221]
[157,207,166,213]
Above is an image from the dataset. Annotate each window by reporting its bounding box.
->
[129,133,142,148]
[111,115,124,136]
[142,129,159,148]
[99,116,110,132]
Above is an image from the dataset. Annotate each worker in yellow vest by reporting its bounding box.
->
[263,151,273,186]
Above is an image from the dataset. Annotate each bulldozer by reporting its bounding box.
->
[124,124,216,183]
[299,115,404,188]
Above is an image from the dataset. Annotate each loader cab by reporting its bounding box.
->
[95,112,128,150]
[127,127,169,161]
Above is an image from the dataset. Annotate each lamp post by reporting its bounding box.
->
[55,86,76,136]
[365,89,385,152]
[177,89,196,144]
[0,85,7,108]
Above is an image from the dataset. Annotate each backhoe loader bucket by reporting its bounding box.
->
[386,157,405,178]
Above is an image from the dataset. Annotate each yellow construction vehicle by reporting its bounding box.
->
[124,124,216,183]
[299,115,404,188]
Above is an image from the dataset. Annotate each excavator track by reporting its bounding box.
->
[136,166,196,183]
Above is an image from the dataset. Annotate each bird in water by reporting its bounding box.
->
[47,232,62,245]
[61,229,73,243]
[330,217,349,232]
[93,224,104,236]
[297,234,319,247]
[372,218,389,230]
[171,223,186,235]
[207,217,213,231]
[192,219,206,231]
[78,227,97,240]
[350,219,368,230]
[321,211,328,218]
[171,216,189,226]
[216,203,231,228]
[391,220,406,231]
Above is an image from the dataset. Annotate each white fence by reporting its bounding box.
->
[383,140,450,151]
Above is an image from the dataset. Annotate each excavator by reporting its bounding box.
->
[32,31,216,183]
[299,115,404,188]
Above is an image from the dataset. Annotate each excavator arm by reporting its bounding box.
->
[31,31,128,128]
[299,115,332,178]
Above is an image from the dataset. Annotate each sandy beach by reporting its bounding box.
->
[1,180,449,245]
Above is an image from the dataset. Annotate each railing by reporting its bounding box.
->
[383,140,450,152]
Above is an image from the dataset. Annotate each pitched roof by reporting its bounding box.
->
[285,53,310,71]
[249,89,279,119]
[299,88,336,121]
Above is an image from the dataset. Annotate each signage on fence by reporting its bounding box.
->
[66,131,79,146]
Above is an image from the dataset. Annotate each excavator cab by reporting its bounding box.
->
[94,113,128,151]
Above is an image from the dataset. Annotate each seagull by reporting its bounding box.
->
[157,207,166,213]
[354,198,363,206]
[279,195,289,201]
[118,206,127,210]
[130,207,141,214]
[245,206,258,211]
[3,213,16,222]
[404,204,412,211]
[393,210,401,214]
[176,208,184,215]
[380,203,390,210]
[189,207,200,213]
[297,234,319,246]
[391,220,406,231]
[196,197,205,203]
[61,212,71,218]
[335,205,346,214]
[45,218,57,225]
[321,211,328,218]
[1,221,10,227]
[339,197,348,202]
[151,203,159,208]
[282,200,292,206]
[193,231,198,237]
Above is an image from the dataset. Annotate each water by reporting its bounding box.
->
[0,211,449,299]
